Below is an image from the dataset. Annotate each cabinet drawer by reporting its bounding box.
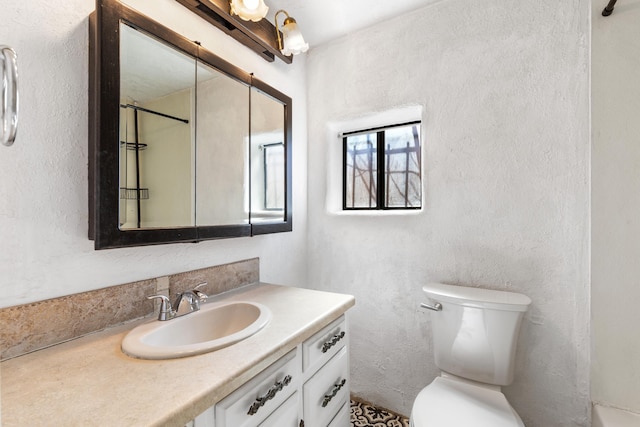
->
[303,347,349,427]
[302,315,347,374]
[192,405,215,427]
[259,392,300,427]
[327,401,350,427]
[216,349,301,427]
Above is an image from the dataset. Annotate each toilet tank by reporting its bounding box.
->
[422,283,531,386]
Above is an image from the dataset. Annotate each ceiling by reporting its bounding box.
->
[263,0,438,47]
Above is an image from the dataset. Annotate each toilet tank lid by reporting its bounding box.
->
[423,283,532,312]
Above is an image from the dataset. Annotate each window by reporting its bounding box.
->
[263,142,284,210]
[343,121,421,210]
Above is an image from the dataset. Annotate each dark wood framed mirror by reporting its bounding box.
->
[88,0,292,249]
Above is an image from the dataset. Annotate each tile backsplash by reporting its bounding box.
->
[0,258,259,361]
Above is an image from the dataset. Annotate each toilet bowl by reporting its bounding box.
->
[411,375,524,427]
[411,283,531,427]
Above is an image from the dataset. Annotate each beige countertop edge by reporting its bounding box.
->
[1,283,356,427]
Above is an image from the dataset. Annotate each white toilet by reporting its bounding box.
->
[410,283,531,427]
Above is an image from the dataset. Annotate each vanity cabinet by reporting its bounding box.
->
[1,283,356,427]
[189,315,349,427]
[301,316,350,427]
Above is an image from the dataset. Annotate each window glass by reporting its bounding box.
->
[344,133,378,209]
[343,122,421,210]
[384,125,421,208]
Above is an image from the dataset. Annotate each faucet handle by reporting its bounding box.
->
[147,295,174,321]
[192,282,209,303]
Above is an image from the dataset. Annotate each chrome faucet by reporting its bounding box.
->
[192,282,209,304]
[147,282,209,321]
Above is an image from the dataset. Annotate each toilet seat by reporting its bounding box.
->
[410,376,524,427]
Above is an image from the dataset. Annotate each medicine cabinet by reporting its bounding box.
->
[88,0,292,249]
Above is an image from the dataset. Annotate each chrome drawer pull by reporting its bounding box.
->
[322,378,346,407]
[321,331,345,353]
[247,375,292,416]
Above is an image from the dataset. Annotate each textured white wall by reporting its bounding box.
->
[306,0,591,425]
[591,0,640,414]
[0,0,308,308]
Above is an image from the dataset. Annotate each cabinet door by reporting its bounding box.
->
[259,392,300,427]
[327,401,350,427]
[192,406,215,427]
[303,347,349,427]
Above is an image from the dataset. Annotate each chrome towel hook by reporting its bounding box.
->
[1,45,19,147]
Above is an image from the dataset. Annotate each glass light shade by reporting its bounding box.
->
[229,0,268,22]
[281,20,309,56]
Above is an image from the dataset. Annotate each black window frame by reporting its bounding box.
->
[342,120,422,211]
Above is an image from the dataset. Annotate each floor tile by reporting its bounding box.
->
[350,399,410,427]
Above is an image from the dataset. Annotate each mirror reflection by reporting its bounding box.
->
[119,23,255,229]
[119,23,195,229]
[250,87,285,223]
[195,60,250,226]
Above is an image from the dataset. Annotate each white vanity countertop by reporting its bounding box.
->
[1,283,355,427]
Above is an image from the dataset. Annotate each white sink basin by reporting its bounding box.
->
[122,301,271,359]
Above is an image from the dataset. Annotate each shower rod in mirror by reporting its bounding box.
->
[1,45,19,147]
[602,0,619,15]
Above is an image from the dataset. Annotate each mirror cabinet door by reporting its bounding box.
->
[195,60,250,227]
[119,22,196,230]
[250,87,286,224]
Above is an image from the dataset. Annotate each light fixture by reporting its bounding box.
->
[229,0,268,22]
[275,10,309,57]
